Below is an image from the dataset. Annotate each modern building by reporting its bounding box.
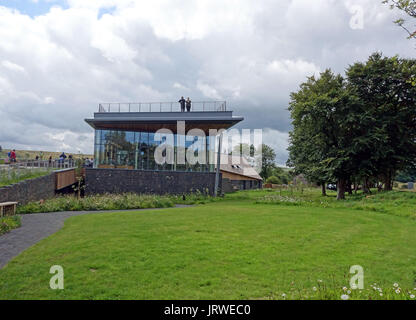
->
[84,101,251,195]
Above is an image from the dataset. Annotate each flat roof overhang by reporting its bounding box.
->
[85,111,244,134]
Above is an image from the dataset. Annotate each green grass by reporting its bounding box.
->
[0,168,53,187]
[1,188,416,300]
[0,216,21,235]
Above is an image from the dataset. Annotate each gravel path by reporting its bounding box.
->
[0,205,189,269]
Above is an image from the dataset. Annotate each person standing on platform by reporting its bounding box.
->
[186,97,192,112]
[178,96,185,112]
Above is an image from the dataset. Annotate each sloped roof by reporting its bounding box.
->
[216,154,263,181]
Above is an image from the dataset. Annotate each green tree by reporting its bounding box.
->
[346,53,416,190]
[396,167,416,182]
[383,0,416,38]
[266,176,280,184]
[231,143,256,158]
[259,144,276,180]
[287,69,357,199]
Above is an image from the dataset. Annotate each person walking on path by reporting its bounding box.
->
[186,97,192,112]
[178,96,185,112]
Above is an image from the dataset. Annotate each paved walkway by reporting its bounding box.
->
[0,206,189,269]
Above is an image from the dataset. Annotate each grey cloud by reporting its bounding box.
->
[0,0,413,161]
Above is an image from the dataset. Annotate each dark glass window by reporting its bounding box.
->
[94,129,215,172]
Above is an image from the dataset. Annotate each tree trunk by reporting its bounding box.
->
[383,170,393,191]
[346,179,353,195]
[321,183,327,197]
[337,179,346,200]
[363,177,371,194]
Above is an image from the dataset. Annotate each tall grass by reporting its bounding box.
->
[17,193,176,214]
[17,190,219,214]
[254,188,416,219]
[0,167,53,187]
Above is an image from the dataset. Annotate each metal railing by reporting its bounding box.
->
[0,160,77,186]
[2,159,78,170]
[98,101,227,113]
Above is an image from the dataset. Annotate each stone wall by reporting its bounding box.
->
[0,172,56,205]
[85,168,220,196]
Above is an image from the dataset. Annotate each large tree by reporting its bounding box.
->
[288,53,416,200]
[288,70,358,199]
[346,53,416,190]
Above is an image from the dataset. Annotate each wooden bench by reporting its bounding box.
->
[0,202,18,217]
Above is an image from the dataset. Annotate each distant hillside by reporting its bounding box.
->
[0,149,93,161]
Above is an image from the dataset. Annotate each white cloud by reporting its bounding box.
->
[197,81,223,100]
[1,60,26,73]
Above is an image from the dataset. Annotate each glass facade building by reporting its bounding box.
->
[94,129,216,172]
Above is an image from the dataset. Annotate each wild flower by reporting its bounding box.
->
[341,294,349,300]
[312,287,317,291]
[410,295,415,299]
[393,283,399,288]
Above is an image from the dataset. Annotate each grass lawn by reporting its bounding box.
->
[1,189,416,300]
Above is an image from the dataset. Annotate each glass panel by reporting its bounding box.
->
[139,132,149,170]
[93,129,217,172]
[175,134,186,172]
[94,130,101,145]
[148,133,157,170]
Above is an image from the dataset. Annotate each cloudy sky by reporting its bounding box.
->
[0,0,413,165]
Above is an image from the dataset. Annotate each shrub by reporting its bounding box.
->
[0,216,21,235]
[266,176,280,185]
[17,193,179,214]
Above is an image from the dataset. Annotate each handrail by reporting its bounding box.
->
[97,101,227,113]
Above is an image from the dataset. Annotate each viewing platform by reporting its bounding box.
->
[86,101,243,134]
